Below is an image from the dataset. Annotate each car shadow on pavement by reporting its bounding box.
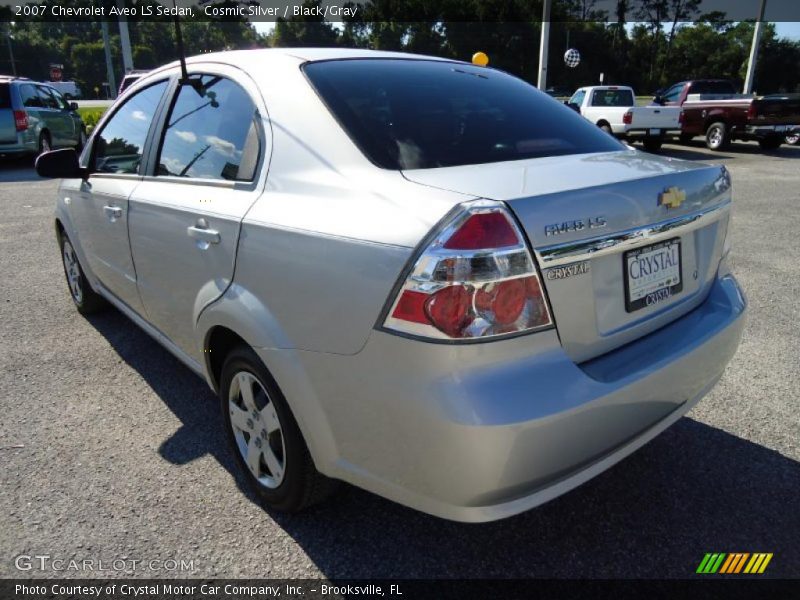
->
[0,159,42,183]
[86,308,799,579]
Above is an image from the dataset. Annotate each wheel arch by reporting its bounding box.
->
[200,320,341,477]
[596,119,611,128]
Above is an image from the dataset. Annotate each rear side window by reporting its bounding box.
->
[591,89,634,107]
[0,84,10,109]
[304,59,622,170]
[156,75,261,181]
[20,84,44,108]
[94,80,168,174]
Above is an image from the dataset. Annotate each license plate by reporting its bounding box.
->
[649,128,660,135]
[623,238,682,312]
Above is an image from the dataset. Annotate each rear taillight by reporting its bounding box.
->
[622,110,633,125]
[678,110,685,124]
[14,110,28,132]
[747,103,757,120]
[383,200,553,341]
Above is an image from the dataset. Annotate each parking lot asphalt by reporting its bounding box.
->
[0,140,798,580]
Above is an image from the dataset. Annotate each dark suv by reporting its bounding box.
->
[0,76,86,159]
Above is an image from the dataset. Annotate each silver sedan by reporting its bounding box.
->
[37,48,746,522]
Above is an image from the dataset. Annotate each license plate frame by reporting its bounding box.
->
[623,237,683,313]
[649,128,660,135]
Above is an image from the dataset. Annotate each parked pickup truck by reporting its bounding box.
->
[654,79,800,150]
[566,85,681,152]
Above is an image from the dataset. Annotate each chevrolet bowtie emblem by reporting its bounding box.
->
[659,186,687,209]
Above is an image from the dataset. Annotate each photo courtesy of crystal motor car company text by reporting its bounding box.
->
[29,38,749,523]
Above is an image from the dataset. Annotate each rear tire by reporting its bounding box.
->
[598,123,612,135]
[758,136,782,151]
[643,137,663,152]
[785,132,799,145]
[220,345,338,512]
[705,122,730,151]
[37,131,52,160]
[59,231,107,315]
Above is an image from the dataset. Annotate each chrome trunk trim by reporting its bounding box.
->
[534,200,731,267]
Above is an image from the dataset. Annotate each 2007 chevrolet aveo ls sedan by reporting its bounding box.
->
[37,48,745,522]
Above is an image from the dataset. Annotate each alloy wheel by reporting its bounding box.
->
[708,127,723,148]
[62,240,83,304]
[228,371,286,488]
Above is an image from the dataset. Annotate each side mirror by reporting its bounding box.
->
[35,148,87,179]
[69,101,79,111]
[652,95,664,105]
[565,101,580,112]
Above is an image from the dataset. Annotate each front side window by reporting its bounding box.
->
[93,80,167,174]
[36,86,61,110]
[304,60,622,170]
[591,89,634,107]
[156,75,261,181]
[662,84,684,103]
[569,90,586,106]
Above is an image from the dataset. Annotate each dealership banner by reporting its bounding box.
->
[3,579,800,600]
[3,0,800,23]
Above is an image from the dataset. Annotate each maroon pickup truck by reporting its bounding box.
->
[654,79,800,150]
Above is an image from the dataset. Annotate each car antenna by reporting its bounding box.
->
[171,0,204,95]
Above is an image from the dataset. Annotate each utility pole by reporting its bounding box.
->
[537,0,551,89]
[5,25,16,77]
[117,0,134,73]
[100,20,117,98]
[743,0,767,94]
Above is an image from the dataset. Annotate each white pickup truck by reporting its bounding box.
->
[566,85,681,152]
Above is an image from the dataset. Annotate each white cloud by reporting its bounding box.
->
[131,110,148,121]
[204,135,236,157]
[174,130,197,144]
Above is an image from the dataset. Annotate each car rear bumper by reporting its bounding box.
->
[0,139,37,157]
[257,272,746,522]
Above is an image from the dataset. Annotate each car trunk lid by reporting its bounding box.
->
[403,150,732,363]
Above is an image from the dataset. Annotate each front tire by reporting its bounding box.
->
[705,122,730,151]
[643,137,663,152]
[785,132,799,145]
[220,345,337,512]
[59,232,107,315]
[758,136,782,151]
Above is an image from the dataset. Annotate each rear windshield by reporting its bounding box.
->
[304,59,623,170]
[591,89,634,107]
[0,84,10,110]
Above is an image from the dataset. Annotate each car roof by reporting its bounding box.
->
[155,47,456,75]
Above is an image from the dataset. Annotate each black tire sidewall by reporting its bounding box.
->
[219,347,310,512]
[59,233,87,311]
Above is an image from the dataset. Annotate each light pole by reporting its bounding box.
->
[743,0,767,94]
[100,20,117,98]
[5,24,16,77]
[537,0,552,90]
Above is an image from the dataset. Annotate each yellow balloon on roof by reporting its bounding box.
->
[472,52,489,67]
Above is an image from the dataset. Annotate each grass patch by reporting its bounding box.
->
[77,107,107,132]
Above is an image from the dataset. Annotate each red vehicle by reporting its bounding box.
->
[654,79,800,151]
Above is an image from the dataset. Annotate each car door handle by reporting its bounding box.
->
[103,205,122,220]
[187,219,220,245]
